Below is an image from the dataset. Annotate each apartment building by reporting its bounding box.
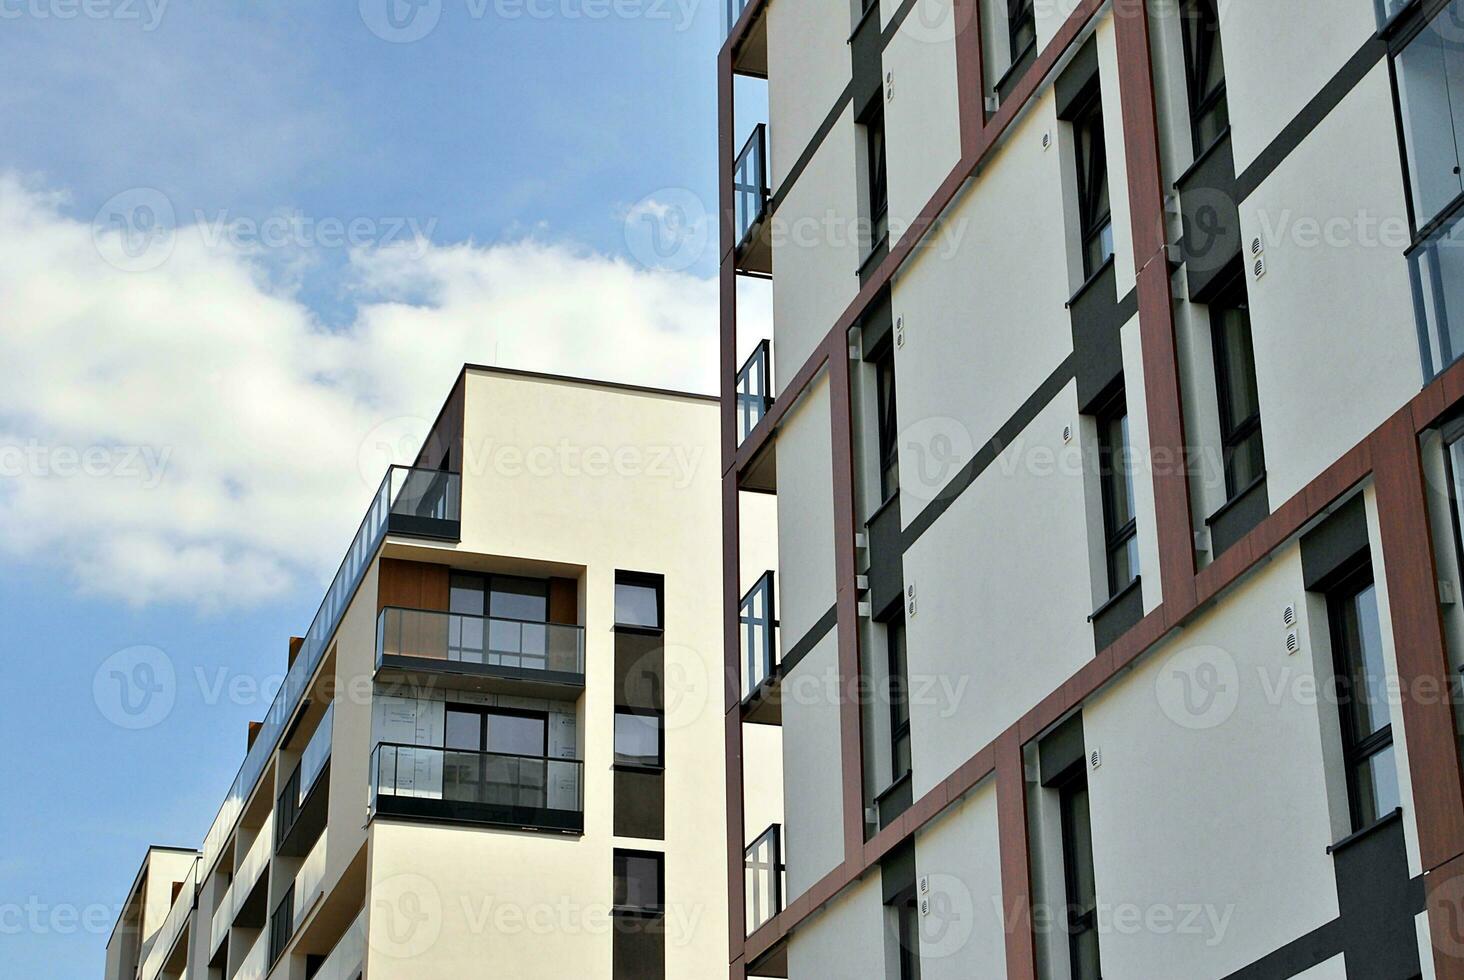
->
[104,366,778,980]
[720,0,1464,977]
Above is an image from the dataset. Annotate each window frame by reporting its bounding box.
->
[1006,0,1036,66]
[614,571,665,631]
[1389,0,1464,241]
[1054,762,1100,980]
[1208,280,1266,500]
[444,704,550,758]
[887,615,912,784]
[1095,390,1139,598]
[612,849,666,916]
[1326,562,1400,833]
[1071,86,1114,281]
[613,707,666,770]
[862,104,890,252]
[871,339,901,503]
[1178,0,1229,157]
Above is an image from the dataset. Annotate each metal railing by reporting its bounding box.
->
[139,855,199,980]
[268,885,294,966]
[377,607,586,675]
[745,823,785,935]
[736,340,773,446]
[740,570,779,700]
[734,125,769,251]
[724,0,752,37]
[1411,207,1464,380]
[299,702,333,803]
[371,743,584,815]
[200,467,459,875]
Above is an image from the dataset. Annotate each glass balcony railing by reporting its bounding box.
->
[371,743,585,833]
[1410,208,1464,380]
[299,702,333,803]
[740,570,779,700]
[292,833,328,933]
[377,607,586,676]
[235,925,268,980]
[736,340,773,446]
[734,125,770,252]
[315,907,366,980]
[201,467,460,876]
[745,823,785,935]
[140,856,199,980]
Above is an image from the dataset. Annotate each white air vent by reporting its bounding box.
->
[1285,631,1301,656]
[1282,604,1297,628]
[886,70,895,101]
[1041,131,1052,151]
[919,876,930,895]
[1442,580,1459,606]
[906,583,917,618]
[895,315,906,348]
[920,896,930,915]
[1250,235,1265,256]
[1253,255,1267,280]
[1088,748,1102,770]
[1062,423,1073,444]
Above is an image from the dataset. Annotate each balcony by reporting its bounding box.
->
[739,571,781,725]
[736,340,773,447]
[745,823,785,935]
[734,125,772,276]
[201,466,462,877]
[213,813,272,953]
[314,907,365,980]
[235,926,268,980]
[371,743,585,834]
[1411,204,1464,380]
[268,885,293,968]
[139,856,199,980]
[276,703,332,858]
[376,607,586,699]
[291,833,328,934]
[724,0,767,77]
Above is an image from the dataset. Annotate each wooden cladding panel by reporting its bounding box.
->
[377,558,450,613]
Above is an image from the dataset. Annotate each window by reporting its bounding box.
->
[1179,0,1228,156]
[1007,0,1035,63]
[1396,0,1464,230]
[443,706,549,807]
[895,895,921,980]
[887,616,912,783]
[613,850,664,914]
[1210,285,1265,498]
[1329,567,1401,831]
[864,107,890,250]
[872,342,900,501]
[615,573,663,630]
[445,706,548,756]
[1056,765,1100,980]
[1072,89,1114,279]
[614,710,663,768]
[1096,393,1139,596]
[449,573,550,664]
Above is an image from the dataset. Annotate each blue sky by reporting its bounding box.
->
[0,3,768,975]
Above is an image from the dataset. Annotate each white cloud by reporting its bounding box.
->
[0,176,771,608]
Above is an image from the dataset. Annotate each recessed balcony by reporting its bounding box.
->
[745,822,785,935]
[376,606,586,699]
[736,340,774,447]
[384,465,461,540]
[371,743,585,834]
[724,0,768,77]
[734,125,773,277]
[275,703,331,858]
[739,571,781,725]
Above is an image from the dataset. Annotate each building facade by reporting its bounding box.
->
[720,0,1464,978]
[104,366,774,980]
